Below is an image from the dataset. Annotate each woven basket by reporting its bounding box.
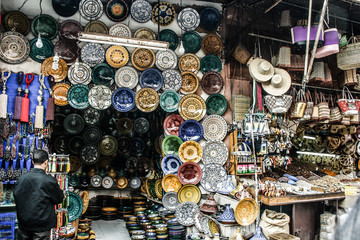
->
[337,37,360,70]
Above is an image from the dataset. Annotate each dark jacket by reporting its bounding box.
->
[14,168,64,232]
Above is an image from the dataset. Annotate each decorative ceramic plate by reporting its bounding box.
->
[115,66,138,89]
[90,175,102,187]
[139,68,164,91]
[68,192,83,222]
[53,83,71,106]
[152,2,176,26]
[99,135,118,156]
[106,45,129,68]
[88,85,112,110]
[67,84,90,110]
[102,176,114,189]
[129,176,142,189]
[134,117,150,134]
[106,0,129,22]
[162,174,182,193]
[79,0,103,21]
[63,114,85,134]
[202,34,223,55]
[83,107,101,125]
[109,23,132,37]
[209,220,221,236]
[59,20,83,40]
[134,28,156,40]
[162,192,180,211]
[52,0,79,17]
[200,215,211,236]
[80,191,90,214]
[175,201,200,226]
[162,135,183,156]
[41,57,68,82]
[116,177,128,189]
[29,37,54,63]
[177,8,200,31]
[131,48,156,71]
[68,62,92,85]
[131,0,152,23]
[234,198,259,226]
[201,71,224,95]
[82,126,102,144]
[118,138,131,156]
[135,88,159,112]
[202,115,228,141]
[117,118,133,134]
[206,94,227,116]
[80,145,100,165]
[131,138,145,156]
[161,70,182,91]
[200,163,227,192]
[179,53,200,73]
[4,11,30,35]
[54,39,80,64]
[161,155,182,175]
[69,157,81,173]
[160,90,180,113]
[178,94,206,121]
[68,136,85,154]
[180,72,199,95]
[199,7,221,31]
[31,14,59,40]
[177,162,202,185]
[92,63,114,86]
[163,114,184,136]
[182,31,202,54]
[202,141,228,165]
[112,87,135,112]
[81,43,105,67]
[200,55,222,74]
[177,185,201,204]
[155,179,163,199]
[84,20,109,34]
[0,31,30,64]
[156,50,178,71]
[178,141,202,163]
[179,120,203,142]
[159,29,179,51]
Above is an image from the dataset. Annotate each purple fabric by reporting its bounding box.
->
[291,25,324,43]
[324,29,339,46]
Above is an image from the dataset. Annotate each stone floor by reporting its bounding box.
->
[91,219,131,240]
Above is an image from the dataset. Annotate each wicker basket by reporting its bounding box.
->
[337,37,360,70]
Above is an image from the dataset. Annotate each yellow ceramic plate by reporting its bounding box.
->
[234,198,259,226]
[145,178,152,197]
[178,140,203,163]
[52,83,70,106]
[131,48,155,71]
[177,184,201,204]
[161,174,182,193]
[135,88,159,112]
[116,177,128,189]
[209,219,221,236]
[178,94,206,121]
[178,53,200,73]
[106,45,129,68]
[180,71,199,95]
[80,191,89,215]
[41,56,68,82]
[155,179,163,199]
[134,28,156,40]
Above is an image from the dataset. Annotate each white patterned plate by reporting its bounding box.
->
[81,43,105,67]
[177,8,200,32]
[156,49,177,71]
[79,0,104,21]
[68,62,92,85]
[131,0,152,23]
[200,163,227,192]
[162,69,182,91]
[115,66,139,89]
[202,115,228,141]
[109,23,132,37]
[102,176,114,189]
[88,85,112,110]
[162,192,180,212]
[202,141,228,165]
[90,175,102,187]
[175,201,200,226]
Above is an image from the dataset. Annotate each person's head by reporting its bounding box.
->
[32,149,49,170]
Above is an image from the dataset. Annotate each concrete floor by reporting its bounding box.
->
[91,220,131,240]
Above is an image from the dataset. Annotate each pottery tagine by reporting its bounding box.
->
[200,193,218,215]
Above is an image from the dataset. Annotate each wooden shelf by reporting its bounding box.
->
[75,186,139,191]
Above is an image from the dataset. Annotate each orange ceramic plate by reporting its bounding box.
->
[162,174,182,193]
[52,83,70,106]
[106,45,129,68]
[178,53,200,73]
[234,198,259,226]
[131,48,155,71]
[41,56,68,82]
[180,71,199,95]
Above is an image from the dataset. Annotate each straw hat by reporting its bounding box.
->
[262,68,291,96]
[248,58,275,82]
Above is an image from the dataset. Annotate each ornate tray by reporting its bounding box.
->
[112,87,135,112]
[52,0,79,17]
[68,192,83,222]
[80,145,100,165]
[31,14,59,40]
[135,88,159,112]
[4,11,30,35]
[0,31,30,64]
[163,114,184,136]
[177,185,201,204]
[152,2,176,26]
[82,126,102,144]
[59,20,83,40]
[175,201,200,226]
[92,63,114,86]
[200,163,227,192]
[88,85,112,110]
[83,107,101,125]
[90,175,102,187]
[53,83,71,106]
[178,94,206,121]
[180,71,199,95]
[139,68,164,91]
[67,84,90,110]
[84,20,109,34]
[202,115,228,141]
[159,29,179,51]
[129,176,142,189]
[179,53,200,73]
[115,66,138,89]
[161,135,183,156]
[202,141,228,165]
[179,120,203,142]
[131,0,152,23]
[200,55,222,74]
[68,62,92,85]
[106,0,129,22]
[155,179,163,199]
[117,118,133,134]
[160,90,180,113]
[79,0,103,21]
[41,57,68,82]
[182,31,202,54]
[134,117,150,135]
[109,23,132,37]
[177,162,202,185]
[234,198,259,226]
[162,192,180,212]
[199,7,221,31]
[81,43,105,67]
[102,176,114,189]
[29,37,54,63]
[202,33,223,55]
[54,39,80,64]
[156,50,178,71]
[106,45,129,68]
[99,135,118,156]
[178,141,202,163]
[206,93,227,116]
[161,154,182,175]
[162,70,182,91]
[162,174,182,193]
[131,48,156,71]
[177,8,200,31]
[201,71,224,95]
[134,28,156,40]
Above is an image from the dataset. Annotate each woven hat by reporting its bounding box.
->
[262,68,291,96]
[248,58,274,82]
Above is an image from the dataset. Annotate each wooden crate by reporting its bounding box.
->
[268,233,300,240]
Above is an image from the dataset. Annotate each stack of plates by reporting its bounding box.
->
[83,205,102,220]
[167,218,186,240]
[117,206,134,219]
[96,195,115,208]
[102,207,118,220]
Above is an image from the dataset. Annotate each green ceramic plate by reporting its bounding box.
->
[68,192,83,222]
[162,135,183,156]
[182,31,202,54]
[29,37,54,63]
[206,94,227,116]
[31,14,59,40]
[160,29,179,51]
[160,90,180,113]
[67,84,90,110]
[200,55,222,74]
[91,63,115,86]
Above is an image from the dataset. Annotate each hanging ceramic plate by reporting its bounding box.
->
[54,39,80,64]
[177,162,202,185]
[88,85,112,110]
[200,163,227,192]
[67,84,90,110]
[178,94,206,121]
[109,23,132,37]
[156,50,177,71]
[59,20,83,40]
[199,7,221,31]
[4,11,30,35]
[102,176,114,189]
[180,72,199,95]
[41,57,68,82]
[0,31,30,64]
[139,68,164,91]
[161,70,182,91]
[200,55,222,74]
[155,179,163,199]
[130,176,142,189]
[68,192,83,222]
[106,0,129,22]
[182,31,202,54]
[52,83,71,106]
[162,192,180,212]
[202,115,228,141]
[52,0,80,17]
[106,45,129,68]
[162,174,182,193]
[178,141,202,163]
[82,126,102,145]
[152,2,176,26]
[80,145,100,165]
[134,28,156,40]
[68,62,92,85]
[202,33,223,55]
[70,156,81,172]
[177,185,201,204]
[131,0,152,23]
[112,87,135,112]
[90,175,102,187]
[83,107,101,125]
[179,53,200,73]
[68,136,85,154]
[202,141,228,165]
[118,138,131,156]
[201,71,224,95]
[64,114,85,135]
[134,117,150,135]
[159,29,179,51]
[177,8,200,31]
[84,20,109,34]
[31,14,59,40]
[99,135,118,156]
[162,135,183,156]
[116,177,128,189]
[179,120,203,142]
[131,138,145,156]
[161,155,182,175]
[116,118,133,134]
[234,198,259,226]
[91,63,114,86]
[175,201,200,226]
[209,220,221,236]
[206,94,227,116]
[163,114,184,136]
[115,66,138,89]
[79,0,103,20]
[81,43,105,67]
[135,88,159,112]
[131,48,156,71]
[29,37,54,63]
[160,90,180,113]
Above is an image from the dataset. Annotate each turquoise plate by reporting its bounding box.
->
[67,84,90,110]
[200,55,222,74]
[31,14,59,40]
[161,135,183,156]
[160,90,180,113]
[92,63,115,86]
[206,94,227,116]
[29,38,54,63]
[160,29,179,51]
[182,31,202,54]
[68,192,83,222]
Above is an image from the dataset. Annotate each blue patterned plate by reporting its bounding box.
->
[111,87,135,112]
[139,68,164,91]
[67,84,90,110]
[199,7,221,32]
[161,155,182,175]
[68,192,83,222]
[160,90,180,113]
[92,63,114,86]
[131,0,152,23]
[81,43,105,67]
[129,176,142,189]
[162,70,182,91]
[179,120,203,142]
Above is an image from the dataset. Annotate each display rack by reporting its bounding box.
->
[0,212,16,240]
